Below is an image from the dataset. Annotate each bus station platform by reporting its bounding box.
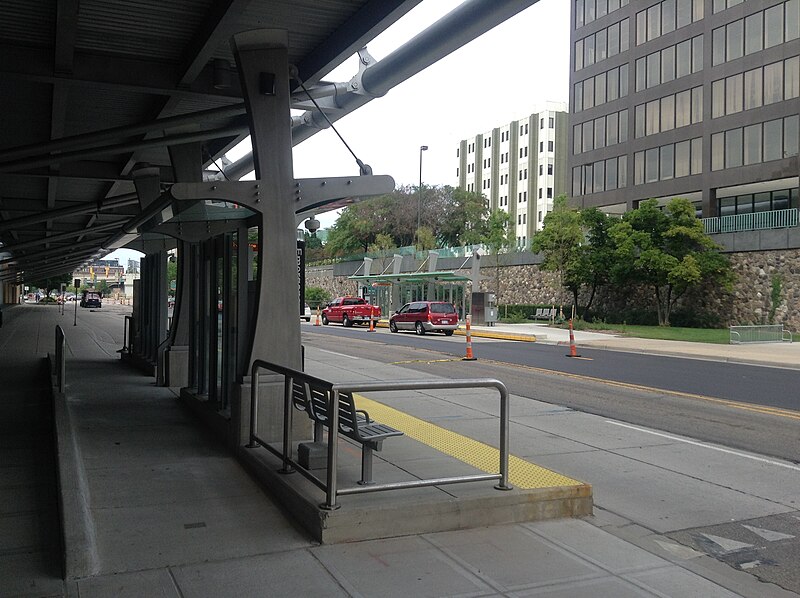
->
[1,302,790,597]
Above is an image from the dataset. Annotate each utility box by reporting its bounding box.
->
[471,292,497,326]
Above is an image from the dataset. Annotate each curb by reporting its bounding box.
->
[372,319,538,343]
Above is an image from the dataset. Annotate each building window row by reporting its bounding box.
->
[711,115,799,171]
[501,130,509,141]
[575,0,629,30]
[712,56,800,118]
[467,163,475,173]
[713,0,745,12]
[483,157,491,168]
[518,213,528,225]
[484,137,491,148]
[712,0,799,66]
[467,142,475,153]
[574,63,629,112]
[539,161,555,176]
[634,137,703,184]
[719,187,798,216]
[500,151,510,164]
[572,155,628,196]
[539,140,555,153]
[518,191,528,203]
[540,116,556,129]
[519,123,529,136]
[574,18,630,71]
[573,108,629,154]
[537,187,554,199]
[635,35,703,92]
[636,0,704,45]
[519,146,529,159]
[519,168,528,181]
[634,86,702,138]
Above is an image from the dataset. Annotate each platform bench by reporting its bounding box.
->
[291,379,403,484]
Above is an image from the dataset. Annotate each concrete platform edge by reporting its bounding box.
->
[48,353,99,580]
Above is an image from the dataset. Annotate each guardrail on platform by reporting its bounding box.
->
[703,208,799,234]
[247,360,511,510]
[730,324,794,344]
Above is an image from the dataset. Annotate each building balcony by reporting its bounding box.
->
[702,208,799,235]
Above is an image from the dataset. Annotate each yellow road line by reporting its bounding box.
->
[475,358,800,422]
[354,395,584,490]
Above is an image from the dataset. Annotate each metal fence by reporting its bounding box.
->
[729,325,794,344]
[704,208,799,235]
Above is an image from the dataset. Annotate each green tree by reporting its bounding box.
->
[414,226,437,251]
[368,233,396,254]
[572,207,616,314]
[609,198,734,326]
[531,195,583,310]
[483,209,514,296]
[25,273,73,297]
[304,286,331,309]
[438,188,489,247]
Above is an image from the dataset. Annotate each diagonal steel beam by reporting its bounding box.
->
[1,221,123,252]
[0,194,138,233]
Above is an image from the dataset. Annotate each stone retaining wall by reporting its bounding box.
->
[306,248,800,331]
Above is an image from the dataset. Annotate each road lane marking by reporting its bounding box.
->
[606,421,800,471]
[742,525,795,541]
[318,349,360,360]
[474,358,800,422]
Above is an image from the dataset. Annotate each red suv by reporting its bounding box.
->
[389,301,459,336]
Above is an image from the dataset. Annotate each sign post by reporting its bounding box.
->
[73,278,80,326]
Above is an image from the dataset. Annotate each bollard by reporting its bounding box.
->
[462,314,477,361]
[565,318,581,358]
[314,306,321,326]
[368,305,376,332]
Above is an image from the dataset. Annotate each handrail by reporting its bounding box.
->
[248,360,511,510]
[55,325,66,393]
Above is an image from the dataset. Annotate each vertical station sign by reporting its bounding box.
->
[296,239,305,314]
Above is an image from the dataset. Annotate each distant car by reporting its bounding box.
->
[389,301,459,336]
[302,302,311,322]
[80,291,102,308]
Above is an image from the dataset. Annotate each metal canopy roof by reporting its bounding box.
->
[349,271,471,284]
[0,0,538,284]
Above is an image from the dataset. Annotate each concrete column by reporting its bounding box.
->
[703,187,717,219]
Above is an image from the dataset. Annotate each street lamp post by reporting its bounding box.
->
[417,145,428,245]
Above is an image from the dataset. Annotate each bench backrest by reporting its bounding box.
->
[291,378,361,437]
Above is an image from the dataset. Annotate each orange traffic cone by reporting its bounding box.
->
[463,314,477,361]
[565,318,581,358]
[368,305,376,332]
[314,306,321,326]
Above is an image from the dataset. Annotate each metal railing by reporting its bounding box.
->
[248,360,511,510]
[55,325,66,393]
[703,208,798,234]
[730,324,794,344]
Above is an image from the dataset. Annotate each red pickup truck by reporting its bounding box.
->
[321,296,380,327]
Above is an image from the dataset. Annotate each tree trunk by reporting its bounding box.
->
[654,285,665,326]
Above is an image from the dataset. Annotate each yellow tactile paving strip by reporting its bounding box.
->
[354,395,582,490]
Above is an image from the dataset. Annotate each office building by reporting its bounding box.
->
[457,102,570,248]
[568,0,799,221]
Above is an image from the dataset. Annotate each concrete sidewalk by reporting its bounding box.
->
[2,303,796,597]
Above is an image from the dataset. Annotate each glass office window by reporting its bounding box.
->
[691,138,702,174]
[754,191,772,211]
[597,28,608,61]
[607,112,619,145]
[646,100,660,135]
[636,10,647,44]
[620,18,630,50]
[574,124,582,154]
[575,83,583,112]
[676,89,691,127]
[583,121,594,152]
[595,72,606,105]
[594,161,605,193]
[744,124,762,165]
[598,0,608,19]
[712,79,725,118]
[660,145,674,180]
[713,0,724,12]
[677,39,692,77]
[662,45,675,83]
[636,57,646,92]
[765,3,784,48]
[711,133,725,170]
[618,154,627,187]
[720,196,736,216]
[675,140,690,177]
[576,0,585,28]
[727,74,744,114]
[764,61,783,104]
[677,0,692,28]
[763,119,783,161]
[691,87,703,123]
[785,56,799,99]
[586,34,596,66]
[787,0,799,40]
[609,22,620,57]
[605,157,618,190]
[692,36,703,72]
[663,0,676,33]
[607,67,619,101]
[620,64,629,96]
[595,117,606,149]
[661,94,675,131]
[693,0,703,20]
[575,39,584,71]
[725,128,743,168]
[744,68,763,109]
[586,0,596,22]
[584,78,595,109]
[573,167,581,196]
[619,109,629,141]
[786,115,799,157]
[726,19,744,62]
[712,26,725,66]
[647,53,660,88]
[648,4,662,40]
[634,151,644,184]
[745,12,763,54]
[737,194,753,214]
[645,148,659,182]
[635,104,645,138]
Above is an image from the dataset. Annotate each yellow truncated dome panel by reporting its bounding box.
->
[355,395,582,490]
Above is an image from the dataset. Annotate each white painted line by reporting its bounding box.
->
[740,561,761,570]
[742,525,795,542]
[701,533,754,553]
[654,539,704,560]
[318,349,360,360]
[605,421,800,472]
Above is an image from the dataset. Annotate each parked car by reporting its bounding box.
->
[389,301,459,336]
[321,296,380,326]
[80,291,102,308]
[302,302,311,322]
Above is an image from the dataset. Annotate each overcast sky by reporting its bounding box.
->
[107,0,570,262]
